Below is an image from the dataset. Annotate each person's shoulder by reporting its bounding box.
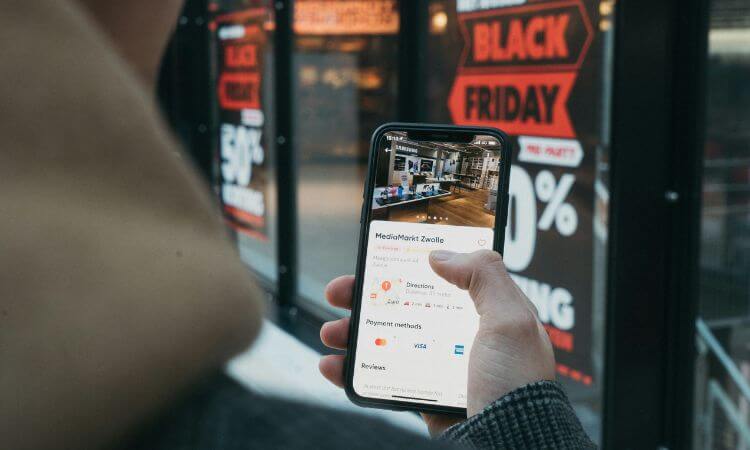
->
[121,372,456,450]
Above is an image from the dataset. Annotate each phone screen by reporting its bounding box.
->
[352,129,507,410]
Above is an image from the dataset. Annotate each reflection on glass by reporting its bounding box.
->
[294,0,400,314]
[693,2,750,448]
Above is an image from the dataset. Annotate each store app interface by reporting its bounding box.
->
[354,130,504,408]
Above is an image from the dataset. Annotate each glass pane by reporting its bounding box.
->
[294,0,400,314]
[423,0,615,442]
[210,1,278,282]
[693,1,750,448]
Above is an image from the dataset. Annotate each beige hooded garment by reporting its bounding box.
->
[0,0,263,448]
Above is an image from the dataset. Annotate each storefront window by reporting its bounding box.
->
[693,1,750,448]
[422,0,614,442]
[293,0,400,314]
[210,0,278,283]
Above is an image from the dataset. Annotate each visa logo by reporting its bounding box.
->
[414,343,427,349]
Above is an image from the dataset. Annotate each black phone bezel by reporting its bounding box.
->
[344,122,513,416]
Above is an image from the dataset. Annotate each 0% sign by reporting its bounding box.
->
[534,170,578,236]
[504,166,578,272]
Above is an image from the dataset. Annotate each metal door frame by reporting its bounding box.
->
[603,0,708,448]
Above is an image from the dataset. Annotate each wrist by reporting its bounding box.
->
[441,381,595,449]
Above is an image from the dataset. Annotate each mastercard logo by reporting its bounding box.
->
[374,338,387,346]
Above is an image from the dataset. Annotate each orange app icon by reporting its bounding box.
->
[374,338,387,346]
[381,280,392,291]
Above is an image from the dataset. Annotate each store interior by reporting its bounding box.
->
[372,133,502,228]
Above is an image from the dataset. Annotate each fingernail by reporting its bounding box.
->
[431,250,456,261]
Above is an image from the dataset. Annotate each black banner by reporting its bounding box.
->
[211,8,271,241]
[442,0,606,388]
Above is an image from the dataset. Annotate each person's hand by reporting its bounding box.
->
[319,250,555,436]
[317,274,464,436]
[427,250,556,416]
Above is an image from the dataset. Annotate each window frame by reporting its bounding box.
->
[602,0,708,448]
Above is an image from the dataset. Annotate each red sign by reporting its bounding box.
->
[457,0,593,73]
[225,43,259,69]
[472,14,570,62]
[218,72,261,110]
[449,72,576,137]
[294,0,399,35]
[449,0,592,138]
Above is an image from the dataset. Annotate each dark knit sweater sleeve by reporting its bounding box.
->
[441,381,596,449]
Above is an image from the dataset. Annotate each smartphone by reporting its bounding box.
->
[345,123,512,415]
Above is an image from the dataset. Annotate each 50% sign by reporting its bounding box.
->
[504,165,578,272]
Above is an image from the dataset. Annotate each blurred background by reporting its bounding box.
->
[156,0,749,448]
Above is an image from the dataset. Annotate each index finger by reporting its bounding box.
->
[324,275,355,310]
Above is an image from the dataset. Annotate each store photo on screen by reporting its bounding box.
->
[372,131,504,227]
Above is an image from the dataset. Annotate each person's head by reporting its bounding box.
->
[76,0,185,86]
[1,1,263,448]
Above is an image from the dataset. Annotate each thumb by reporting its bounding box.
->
[428,249,521,314]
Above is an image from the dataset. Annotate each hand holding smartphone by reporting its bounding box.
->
[342,123,530,416]
[320,251,556,434]
[321,123,554,430]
